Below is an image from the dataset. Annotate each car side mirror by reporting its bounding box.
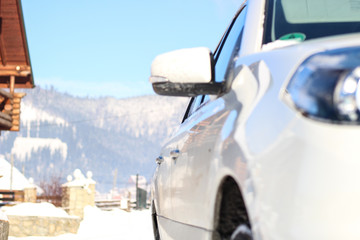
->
[149,47,223,97]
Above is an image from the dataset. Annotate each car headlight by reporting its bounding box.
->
[286,47,360,124]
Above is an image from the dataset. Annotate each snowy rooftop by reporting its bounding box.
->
[0,157,36,191]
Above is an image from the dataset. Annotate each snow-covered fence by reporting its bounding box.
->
[95,199,121,210]
[0,187,36,205]
[0,191,14,202]
[0,190,24,203]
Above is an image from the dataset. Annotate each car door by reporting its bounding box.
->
[168,4,249,229]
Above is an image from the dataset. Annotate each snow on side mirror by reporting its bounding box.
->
[149,47,223,97]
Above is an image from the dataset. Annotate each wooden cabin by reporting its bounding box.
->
[0,0,34,132]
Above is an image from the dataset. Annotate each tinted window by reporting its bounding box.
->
[214,6,247,83]
[183,5,247,121]
[264,0,360,43]
[188,95,203,116]
[182,95,203,122]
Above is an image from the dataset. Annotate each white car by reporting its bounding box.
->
[149,0,360,239]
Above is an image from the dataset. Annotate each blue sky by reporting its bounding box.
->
[21,0,241,99]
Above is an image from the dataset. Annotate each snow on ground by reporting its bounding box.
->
[6,204,154,240]
[2,202,72,218]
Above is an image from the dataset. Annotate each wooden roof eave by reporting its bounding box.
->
[0,0,34,89]
[15,0,34,88]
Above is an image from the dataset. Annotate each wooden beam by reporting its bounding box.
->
[0,3,6,68]
[10,76,15,94]
[12,119,19,125]
[0,111,11,121]
[0,0,5,66]
[11,109,20,115]
[0,65,30,71]
[0,82,33,89]
[2,110,10,115]
[0,66,31,77]
[0,33,5,66]
[11,114,19,120]
[13,92,26,98]
[10,126,19,131]
[4,104,11,111]
[0,71,30,77]
[16,0,30,66]
[0,88,12,99]
[0,117,12,129]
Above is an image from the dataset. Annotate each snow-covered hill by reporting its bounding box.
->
[0,87,188,192]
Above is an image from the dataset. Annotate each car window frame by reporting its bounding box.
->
[182,3,247,123]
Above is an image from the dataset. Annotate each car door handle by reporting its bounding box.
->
[170,149,180,160]
[156,156,164,165]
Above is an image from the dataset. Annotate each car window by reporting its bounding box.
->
[182,96,204,122]
[182,5,247,122]
[188,95,203,116]
[214,5,247,83]
[201,5,248,105]
[203,95,211,103]
[264,0,360,43]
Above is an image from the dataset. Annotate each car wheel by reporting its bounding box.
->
[230,224,252,240]
[215,177,251,240]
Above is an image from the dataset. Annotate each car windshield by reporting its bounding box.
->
[264,0,360,43]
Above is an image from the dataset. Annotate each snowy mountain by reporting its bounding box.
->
[0,87,189,192]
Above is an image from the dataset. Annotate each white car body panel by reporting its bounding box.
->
[157,216,213,240]
[151,0,360,239]
[240,0,266,56]
[235,34,360,240]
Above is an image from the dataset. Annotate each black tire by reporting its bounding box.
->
[215,178,251,240]
[230,224,252,240]
[151,204,160,240]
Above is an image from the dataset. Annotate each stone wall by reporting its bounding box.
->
[62,184,95,218]
[62,169,96,218]
[23,187,36,203]
[7,215,80,237]
[0,220,9,240]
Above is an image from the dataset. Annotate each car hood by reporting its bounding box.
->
[237,33,360,90]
